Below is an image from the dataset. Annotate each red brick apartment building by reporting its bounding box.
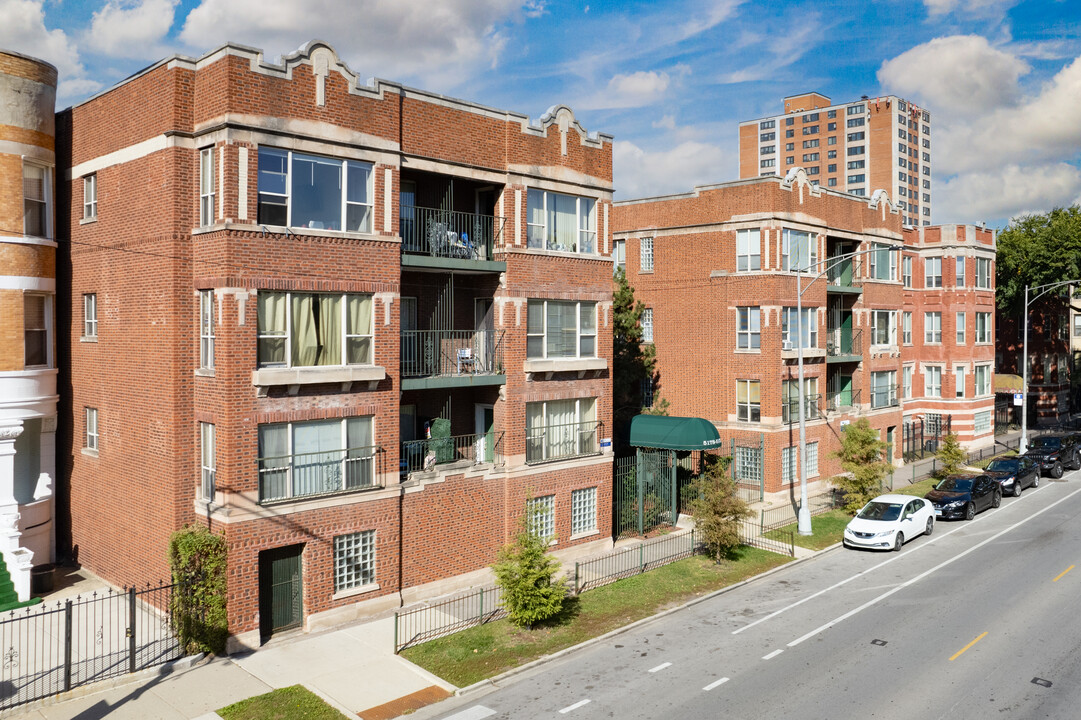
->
[612,169,994,494]
[56,40,614,649]
[739,92,933,227]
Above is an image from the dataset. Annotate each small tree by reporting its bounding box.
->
[832,418,892,514]
[687,455,752,561]
[935,433,966,477]
[643,396,670,416]
[492,503,566,628]
[613,268,657,447]
[169,524,228,654]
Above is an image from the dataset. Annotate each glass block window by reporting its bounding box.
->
[974,411,992,435]
[571,487,597,535]
[334,530,375,592]
[782,445,796,484]
[528,495,556,541]
[734,445,761,481]
[641,308,653,343]
[640,237,654,272]
[806,441,819,477]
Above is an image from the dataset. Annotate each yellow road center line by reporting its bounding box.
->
[1053,565,1075,582]
[950,632,988,661]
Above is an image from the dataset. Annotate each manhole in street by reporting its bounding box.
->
[1031,678,1052,688]
[871,639,887,646]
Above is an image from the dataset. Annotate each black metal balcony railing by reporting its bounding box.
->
[826,388,862,412]
[526,421,602,464]
[826,327,862,357]
[782,394,822,424]
[400,206,503,261]
[401,431,504,475]
[401,329,505,378]
[826,257,863,288]
[259,445,382,503]
[870,384,902,409]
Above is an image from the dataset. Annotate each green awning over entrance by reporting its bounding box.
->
[629,415,722,451]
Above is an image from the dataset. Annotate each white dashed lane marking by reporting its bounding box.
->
[762,649,783,660]
[648,662,673,673]
[559,699,591,713]
[703,677,730,691]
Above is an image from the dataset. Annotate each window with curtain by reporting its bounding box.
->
[525,398,598,463]
[975,365,991,396]
[24,294,49,367]
[871,370,897,408]
[257,291,372,368]
[258,416,375,502]
[975,312,991,343]
[256,147,373,232]
[525,189,597,254]
[737,380,760,422]
[870,310,895,346]
[869,243,896,280]
[23,163,51,238]
[782,307,817,348]
[526,300,596,359]
[975,258,992,289]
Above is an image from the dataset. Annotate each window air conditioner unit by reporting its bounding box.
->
[783,340,794,351]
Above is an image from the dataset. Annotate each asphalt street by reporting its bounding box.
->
[418,472,1081,720]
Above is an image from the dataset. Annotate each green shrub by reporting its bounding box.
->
[687,455,751,561]
[492,505,566,628]
[169,524,229,654]
[832,418,892,514]
[935,433,966,478]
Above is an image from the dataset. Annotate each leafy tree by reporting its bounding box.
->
[492,503,566,628]
[613,268,657,447]
[935,433,966,478]
[687,455,752,561]
[832,418,892,514]
[169,524,229,654]
[996,205,1081,315]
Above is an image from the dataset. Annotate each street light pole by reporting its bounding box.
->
[1021,284,1029,454]
[796,268,811,535]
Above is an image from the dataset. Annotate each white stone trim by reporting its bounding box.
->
[0,276,55,291]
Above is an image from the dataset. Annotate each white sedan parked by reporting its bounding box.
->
[843,494,935,551]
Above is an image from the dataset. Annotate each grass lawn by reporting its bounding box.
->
[218,685,346,720]
[892,476,939,497]
[401,547,791,687]
[763,508,850,550]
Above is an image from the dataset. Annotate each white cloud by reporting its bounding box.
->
[678,0,742,41]
[581,70,671,110]
[0,0,85,80]
[179,0,523,91]
[935,163,1081,225]
[85,0,180,60]
[877,35,1029,118]
[613,139,730,200]
[922,0,1018,17]
[653,115,676,130]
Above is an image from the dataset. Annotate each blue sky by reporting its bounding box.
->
[4,0,1080,228]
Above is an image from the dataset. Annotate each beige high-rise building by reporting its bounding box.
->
[738,92,933,226]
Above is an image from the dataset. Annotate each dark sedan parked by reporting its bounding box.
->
[927,474,1001,520]
[984,456,1040,497]
[1023,434,1081,478]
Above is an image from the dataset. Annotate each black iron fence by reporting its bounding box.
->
[902,414,953,462]
[0,582,182,711]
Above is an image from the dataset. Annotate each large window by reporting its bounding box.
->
[641,308,653,343]
[257,292,373,368]
[956,312,966,344]
[528,495,556,541]
[83,174,97,221]
[976,258,992,289]
[572,487,597,536]
[782,378,819,423]
[258,417,376,502]
[527,300,597,358]
[200,290,215,370]
[736,229,761,271]
[782,307,817,349]
[737,380,760,422]
[23,162,51,238]
[24,294,49,367]
[737,307,760,350]
[85,407,98,452]
[924,312,942,343]
[257,147,373,232]
[527,189,596,254]
[925,257,942,288]
[83,293,97,339]
[925,366,943,397]
[870,310,896,346]
[526,398,598,463]
[975,312,992,343]
[334,530,375,592]
[640,236,654,272]
[871,370,897,408]
[781,229,816,271]
[201,422,216,501]
[975,364,992,396]
[869,243,897,280]
[199,148,215,226]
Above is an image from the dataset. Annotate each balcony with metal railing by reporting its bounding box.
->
[826,388,862,412]
[826,256,863,293]
[526,420,603,464]
[869,384,902,410]
[826,327,862,363]
[400,329,506,390]
[782,394,822,424]
[400,206,506,271]
[401,431,504,477]
[258,445,383,504]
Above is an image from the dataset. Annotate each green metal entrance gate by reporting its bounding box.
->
[259,545,304,637]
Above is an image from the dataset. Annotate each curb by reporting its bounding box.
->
[456,543,837,697]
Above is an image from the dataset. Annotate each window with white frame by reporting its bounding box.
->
[869,243,897,280]
[201,422,216,501]
[85,407,98,451]
[781,229,816,271]
[613,240,626,275]
[782,307,817,349]
[640,236,654,272]
[257,291,373,368]
[956,311,966,344]
[924,257,942,288]
[199,148,215,227]
[526,189,597,253]
[975,364,991,396]
[23,162,51,238]
[641,308,653,343]
[526,300,597,358]
[23,294,50,367]
[83,174,97,220]
[925,366,943,397]
[1074,314,1081,337]
[975,312,991,343]
[782,378,818,423]
[737,380,761,422]
[955,256,965,287]
[870,310,896,346]
[258,416,375,502]
[257,147,373,232]
[526,398,598,463]
[737,306,760,350]
[334,530,375,592]
[871,370,897,408]
[903,365,913,399]
[528,495,556,541]
[902,256,912,287]
[974,411,991,435]
[924,312,942,343]
[975,258,992,289]
[571,487,597,535]
[902,311,912,344]
[200,290,215,370]
[736,229,761,271]
[83,293,97,338]
[954,365,965,398]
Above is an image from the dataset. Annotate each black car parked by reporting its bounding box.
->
[927,474,1001,520]
[1023,434,1081,478]
[983,456,1040,497]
